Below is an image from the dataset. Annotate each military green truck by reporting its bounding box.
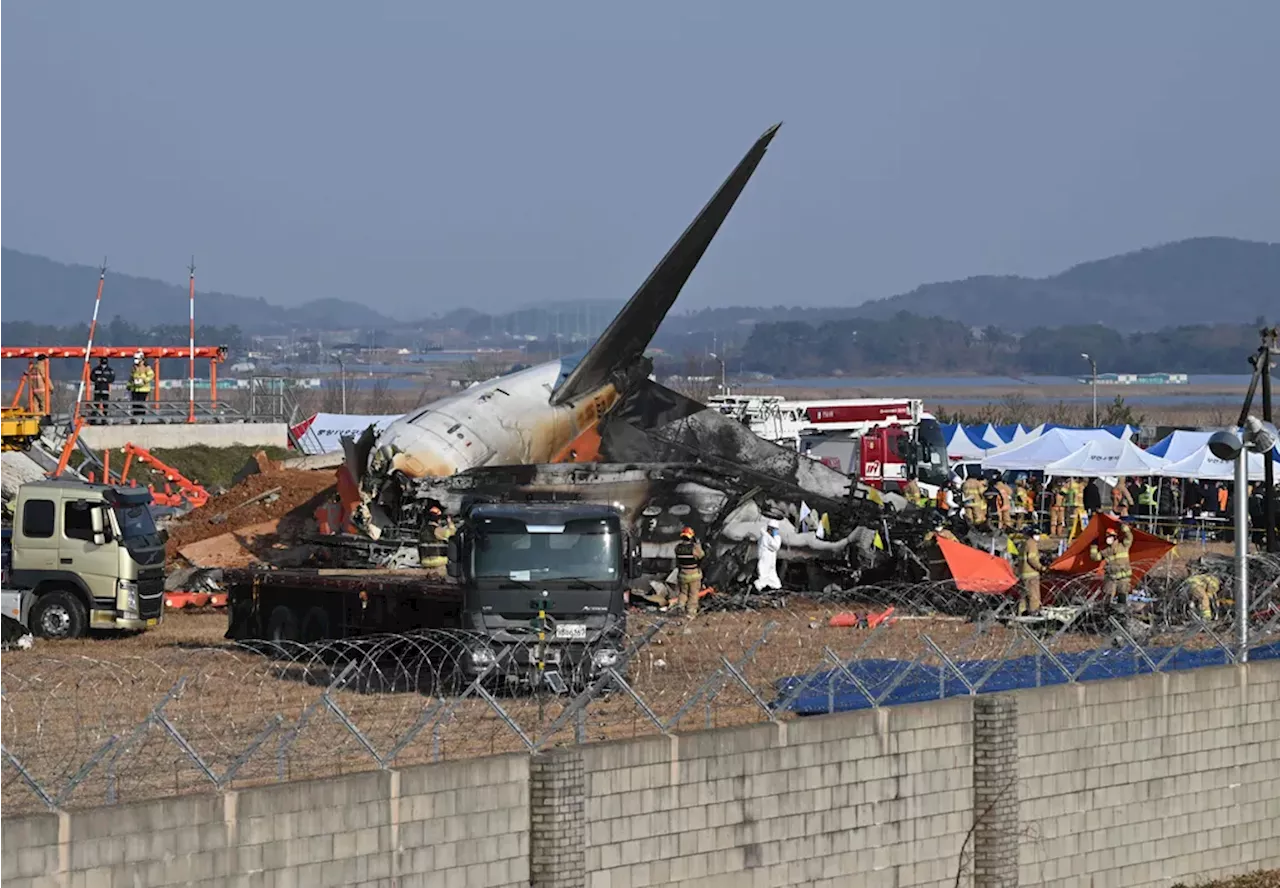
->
[2,480,166,638]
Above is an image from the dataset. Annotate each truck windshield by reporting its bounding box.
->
[113,503,157,540]
[915,419,950,488]
[473,517,620,583]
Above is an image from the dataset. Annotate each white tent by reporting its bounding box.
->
[977,424,1005,447]
[1146,430,1215,463]
[1159,444,1280,481]
[1042,439,1168,478]
[981,428,1125,469]
[945,425,993,462]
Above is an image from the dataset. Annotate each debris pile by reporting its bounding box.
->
[165,469,335,567]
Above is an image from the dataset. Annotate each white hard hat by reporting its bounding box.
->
[766,518,781,529]
[134,351,144,360]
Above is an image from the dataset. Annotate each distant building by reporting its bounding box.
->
[1080,372,1189,385]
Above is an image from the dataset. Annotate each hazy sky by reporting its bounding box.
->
[4,2,1278,319]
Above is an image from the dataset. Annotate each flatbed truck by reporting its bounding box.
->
[224,502,639,687]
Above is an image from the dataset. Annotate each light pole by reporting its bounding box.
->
[335,354,347,414]
[1081,352,1098,427]
[709,352,727,395]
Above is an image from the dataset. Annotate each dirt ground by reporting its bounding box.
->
[0,594,1141,815]
[164,468,336,566]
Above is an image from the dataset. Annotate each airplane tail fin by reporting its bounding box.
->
[550,123,781,406]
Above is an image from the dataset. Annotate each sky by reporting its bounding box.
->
[4,1,1279,320]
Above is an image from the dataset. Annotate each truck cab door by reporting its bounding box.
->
[61,502,119,603]
[15,497,58,572]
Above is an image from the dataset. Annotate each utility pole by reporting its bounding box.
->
[1258,327,1278,553]
[1081,352,1098,426]
[187,258,197,423]
[335,354,347,414]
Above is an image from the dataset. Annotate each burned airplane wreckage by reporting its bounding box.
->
[337,123,953,598]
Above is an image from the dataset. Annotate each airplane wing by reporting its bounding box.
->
[550,123,781,406]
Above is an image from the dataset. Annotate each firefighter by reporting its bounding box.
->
[1065,478,1086,536]
[418,504,456,574]
[902,475,923,507]
[1185,571,1220,622]
[1017,530,1044,615]
[995,477,1013,529]
[89,357,115,424]
[962,475,986,526]
[1112,476,1134,517]
[1049,481,1067,536]
[673,526,705,617]
[983,477,1002,529]
[1090,523,1134,611]
[127,352,154,421]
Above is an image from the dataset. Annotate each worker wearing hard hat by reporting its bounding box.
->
[127,352,154,423]
[753,518,783,591]
[1185,571,1220,622]
[1017,530,1044,615]
[418,504,456,575]
[1090,524,1134,612]
[673,526,706,617]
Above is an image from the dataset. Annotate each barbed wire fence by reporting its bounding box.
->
[3,560,1279,816]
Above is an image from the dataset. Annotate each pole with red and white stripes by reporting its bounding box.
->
[187,258,196,423]
[74,259,107,424]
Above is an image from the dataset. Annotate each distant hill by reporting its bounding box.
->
[851,237,1280,332]
[0,249,396,331]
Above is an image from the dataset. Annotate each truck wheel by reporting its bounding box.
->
[30,591,87,640]
[267,605,300,643]
[301,607,331,643]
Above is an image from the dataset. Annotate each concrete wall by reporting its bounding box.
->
[4,661,1278,888]
[1,755,529,888]
[579,699,975,888]
[1018,661,1280,887]
[78,421,288,452]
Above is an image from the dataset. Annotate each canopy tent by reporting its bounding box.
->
[981,426,1130,460]
[1148,428,1280,464]
[943,424,994,462]
[1103,424,1140,439]
[1042,438,1168,479]
[981,428,1125,471]
[976,424,1006,447]
[1049,513,1174,583]
[1159,444,1280,481]
[1147,430,1214,462]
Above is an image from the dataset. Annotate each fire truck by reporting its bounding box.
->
[706,395,949,495]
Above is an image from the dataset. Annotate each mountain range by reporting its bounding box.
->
[3,237,1277,334]
[0,249,395,332]
[848,237,1279,331]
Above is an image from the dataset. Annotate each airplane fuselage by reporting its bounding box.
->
[371,357,617,480]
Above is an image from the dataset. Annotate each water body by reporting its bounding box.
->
[764,375,1254,389]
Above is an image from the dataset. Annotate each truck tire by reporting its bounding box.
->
[301,607,331,643]
[30,590,87,640]
[267,604,300,643]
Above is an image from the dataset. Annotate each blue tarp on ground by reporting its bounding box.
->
[774,640,1280,715]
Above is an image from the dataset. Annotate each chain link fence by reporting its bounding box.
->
[4,562,1279,815]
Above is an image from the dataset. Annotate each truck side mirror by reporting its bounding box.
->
[90,506,107,546]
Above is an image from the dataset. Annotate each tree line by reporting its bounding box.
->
[735,313,1265,377]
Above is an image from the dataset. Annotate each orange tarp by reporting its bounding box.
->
[1049,513,1173,581]
[935,536,1018,594]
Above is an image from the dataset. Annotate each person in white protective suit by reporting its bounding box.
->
[754,518,783,591]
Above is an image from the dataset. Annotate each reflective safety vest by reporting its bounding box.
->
[675,539,703,572]
[1138,485,1157,507]
[128,364,154,393]
[1090,526,1134,579]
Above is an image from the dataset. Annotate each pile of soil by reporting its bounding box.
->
[165,469,336,564]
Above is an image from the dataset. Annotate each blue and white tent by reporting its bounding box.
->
[942,424,994,462]
[981,428,1126,471]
